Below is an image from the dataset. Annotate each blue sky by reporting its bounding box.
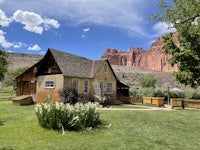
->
[0,0,174,59]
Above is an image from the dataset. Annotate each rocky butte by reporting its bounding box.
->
[101,33,178,72]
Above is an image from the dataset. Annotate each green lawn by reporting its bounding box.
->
[0,101,200,150]
[0,87,15,101]
[111,104,149,109]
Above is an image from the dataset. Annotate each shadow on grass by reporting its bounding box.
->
[0,146,14,150]
[0,120,5,126]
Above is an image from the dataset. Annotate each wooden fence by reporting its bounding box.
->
[118,96,164,107]
[171,98,200,109]
[118,96,143,104]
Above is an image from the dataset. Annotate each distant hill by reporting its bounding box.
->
[112,65,176,88]
[6,51,176,88]
[7,52,43,71]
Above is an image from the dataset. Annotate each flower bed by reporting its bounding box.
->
[35,102,101,131]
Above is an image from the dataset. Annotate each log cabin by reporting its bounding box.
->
[16,48,129,103]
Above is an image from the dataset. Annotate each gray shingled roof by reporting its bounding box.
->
[49,48,103,78]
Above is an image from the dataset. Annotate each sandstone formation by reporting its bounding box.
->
[102,33,178,72]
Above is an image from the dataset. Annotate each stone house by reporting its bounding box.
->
[16,48,129,103]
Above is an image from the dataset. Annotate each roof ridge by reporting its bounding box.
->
[48,48,93,61]
[47,48,95,78]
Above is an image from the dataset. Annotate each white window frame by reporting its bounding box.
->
[44,81,55,89]
[107,83,113,93]
[72,79,79,90]
[84,80,89,94]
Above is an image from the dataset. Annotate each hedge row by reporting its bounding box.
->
[129,88,200,99]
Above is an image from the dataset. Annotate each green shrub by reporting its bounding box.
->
[139,74,157,88]
[153,89,165,97]
[35,102,101,131]
[94,96,111,107]
[184,90,194,99]
[59,86,78,105]
[140,88,155,97]
[129,88,138,96]
[169,90,184,98]
[3,67,28,87]
[192,91,200,99]
[78,94,94,103]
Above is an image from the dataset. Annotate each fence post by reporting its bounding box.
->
[182,100,185,109]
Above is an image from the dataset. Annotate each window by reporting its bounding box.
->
[104,63,108,72]
[45,81,55,88]
[84,80,89,94]
[107,83,112,93]
[47,68,52,74]
[33,67,37,73]
[72,79,79,89]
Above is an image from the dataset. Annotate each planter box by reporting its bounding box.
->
[184,99,200,109]
[170,99,200,109]
[143,97,164,107]
[130,96,143,104]
[170,98,184,109]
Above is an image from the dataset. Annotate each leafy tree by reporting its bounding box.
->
[125,80,132,87]
[153,0,200,88]
[0,48,8,81]
[3,67,28,87]
[139,74,157,88]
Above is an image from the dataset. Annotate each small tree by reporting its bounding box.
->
[139,74,157,88]
[0,48,8,81]
[125,80,132,87]
[153,0,200,88]
[3,67,28,87]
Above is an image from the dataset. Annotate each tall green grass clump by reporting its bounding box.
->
[35,102,101,131]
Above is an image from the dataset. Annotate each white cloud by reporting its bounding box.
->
[151,22,176,37]
[0,9,12,27]
[13,42,26,49]
[28,44,41,51]
[13,10,60,34]
[1,0,157,36]
[81,35,86,38]
[44,18,60,30]
[81,27,90,38]
[13,10,43,34]
[83,28,90,32]
[0,30,12,48]
[0,30,26,49]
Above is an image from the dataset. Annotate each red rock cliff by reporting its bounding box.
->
[101,33,178,72]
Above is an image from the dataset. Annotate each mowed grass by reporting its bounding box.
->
[0,101,200,150]
[0,87,15,101]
